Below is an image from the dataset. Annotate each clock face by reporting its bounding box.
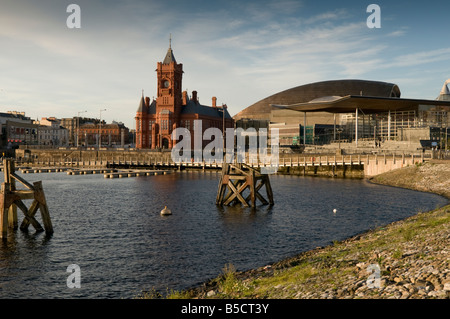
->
[163,80,170,88]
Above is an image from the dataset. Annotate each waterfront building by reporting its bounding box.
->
[135,43,234,149]
[234,79,450,150]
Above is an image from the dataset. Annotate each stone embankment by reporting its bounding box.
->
[183,161,450,299]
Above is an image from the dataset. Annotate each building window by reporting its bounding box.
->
[161,119,168,130]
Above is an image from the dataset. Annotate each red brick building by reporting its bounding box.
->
[135,44,233,149]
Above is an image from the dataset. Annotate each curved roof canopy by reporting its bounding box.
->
[272,95,450,114]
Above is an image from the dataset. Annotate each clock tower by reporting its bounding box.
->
[154,40,183,148]
[135,38,234,150]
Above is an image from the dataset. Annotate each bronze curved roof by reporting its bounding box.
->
[273,95,450,114]
[233,79,401,120]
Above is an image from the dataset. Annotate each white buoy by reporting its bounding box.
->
[160,206,172,216]
[333,209,337,214]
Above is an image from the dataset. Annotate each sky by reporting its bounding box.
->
[1,0,450,129]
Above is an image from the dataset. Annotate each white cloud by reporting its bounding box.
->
[303,8,349,24]
[387,29,407,37]
[387,48,450,68]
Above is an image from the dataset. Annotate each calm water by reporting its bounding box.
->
[0,170,447,299]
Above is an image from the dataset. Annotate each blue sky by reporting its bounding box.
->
[1,0,450,129]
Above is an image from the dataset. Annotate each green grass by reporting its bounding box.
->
[392,249,403,259]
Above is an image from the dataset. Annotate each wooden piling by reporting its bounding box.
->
[216,162,274,208]
[0,183,9,238]
[4,159,18,229]
[0,159,53,239]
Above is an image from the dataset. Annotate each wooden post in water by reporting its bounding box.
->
[0,183,10,238]
[4,158,18,229]
[0,159,53,240]
[216,162,274,208]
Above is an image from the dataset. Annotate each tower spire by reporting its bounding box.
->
[163,34,176,64]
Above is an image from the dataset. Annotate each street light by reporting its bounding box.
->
[219,104,227,155]
[77,110,87,147]
[99,108,107,149]
[337,128,344,150]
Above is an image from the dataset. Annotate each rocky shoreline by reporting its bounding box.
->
[180,161,450,299]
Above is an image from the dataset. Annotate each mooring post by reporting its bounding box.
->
[0,183,10,239]
[33,181,53,234]
[250,169,256,207]
[215,162,229,205]
[4,159,18,229]
[265,175,274,206]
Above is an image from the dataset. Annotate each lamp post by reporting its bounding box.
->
[446,126,448,151]
[77,110,87,147]
[220,104,227,155]
[99,108,106,149]
[337,128,343,150]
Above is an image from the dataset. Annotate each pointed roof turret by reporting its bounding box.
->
[137,91,148,113]
[163,34,177,64]
[436,79,450,101]
[440,79,450,95]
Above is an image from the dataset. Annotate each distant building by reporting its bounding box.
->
[135,43,234,149]
[0,111,38,148]
[36,117,69,147]
[60,117,102,146]
[78,121,129,147]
